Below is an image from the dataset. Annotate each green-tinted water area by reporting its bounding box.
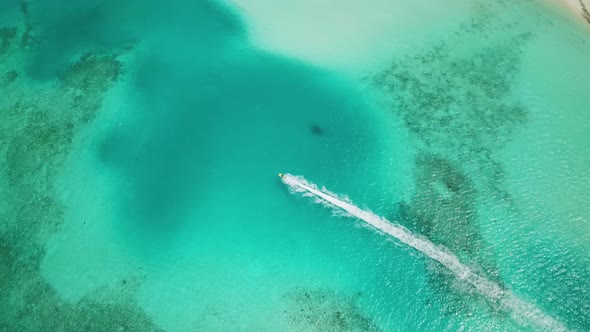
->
[1,0,589,330]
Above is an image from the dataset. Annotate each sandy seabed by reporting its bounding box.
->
[227,0,475,74]
[228,0,589,76]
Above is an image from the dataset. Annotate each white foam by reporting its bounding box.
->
[281,173,566,331]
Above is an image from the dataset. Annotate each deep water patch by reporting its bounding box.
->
[23,0,245,79]
[98,37,378,248]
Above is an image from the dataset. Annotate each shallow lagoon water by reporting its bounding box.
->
[1,0,589,331]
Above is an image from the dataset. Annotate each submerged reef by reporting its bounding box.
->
[373,34,530,158]
[372,2,532,273]
[399,154,479,257]
[18,0,35,49]
[2,70,18,85]
[372,2,590,328]
[282,288,379,332]
[61,52,123,94]
[0,26,17,56]
[370,0,533,322]
[60,52,124,124]
[0,21,161,331]
[188,288,379,331]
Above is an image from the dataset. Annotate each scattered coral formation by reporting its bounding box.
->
[5,69,17,81]
[0,26,17,56]
[2,70,17,86]
[282,288,379,331]
[398,154,479,257]
[372,8,531,267]
[369,1,535,320]
[61,52,123,124]
[0,235,160,331]
[61,52,123,94]
[18,0,35,48]
[369,3,590,329]
[372,34,530,158]
[0,17,161,332]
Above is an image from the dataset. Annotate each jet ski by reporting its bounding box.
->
[278,173,285,178]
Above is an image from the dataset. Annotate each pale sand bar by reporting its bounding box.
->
[553,0,590,23]
[228,0,474,74]
[228,0,589,75]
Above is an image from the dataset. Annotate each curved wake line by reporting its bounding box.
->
[281,173,566,331]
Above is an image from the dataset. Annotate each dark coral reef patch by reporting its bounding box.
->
[0,26,17,56]
[0,21,161,331]
[372,6,532,272]
[282,288,379,331]
[369,1,536,319]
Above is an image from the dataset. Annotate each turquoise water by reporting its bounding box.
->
[1,0,589,331]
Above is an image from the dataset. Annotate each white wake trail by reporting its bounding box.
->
[281,173,565,331]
